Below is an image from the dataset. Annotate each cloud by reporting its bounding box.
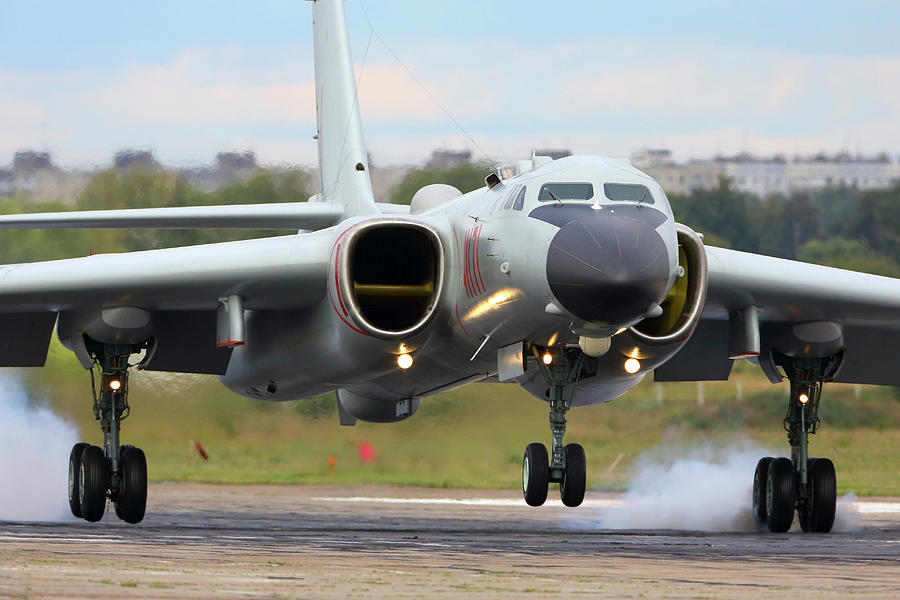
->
[0,35,898,168]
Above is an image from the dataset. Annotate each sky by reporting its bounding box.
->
[1,0,899,169]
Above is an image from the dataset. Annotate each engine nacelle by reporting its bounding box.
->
[337,388,421,423]
[627,223,708,348]
[337,219,445,340]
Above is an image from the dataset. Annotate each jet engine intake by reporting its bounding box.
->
[628,223,708,345]
[338,220,444,339]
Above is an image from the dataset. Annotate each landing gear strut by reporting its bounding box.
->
[67,343,148,524]
[522,348,587,508]
[753,353,840,533]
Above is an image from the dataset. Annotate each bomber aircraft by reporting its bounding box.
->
[1,0,898,533]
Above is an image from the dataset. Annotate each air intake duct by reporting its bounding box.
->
[628,223,708,345]
[338,220,444,339]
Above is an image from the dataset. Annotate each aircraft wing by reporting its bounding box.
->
[656,246,900,385]
[0,202,342,230]
[0,232,331,372]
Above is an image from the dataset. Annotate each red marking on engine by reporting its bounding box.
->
[328,227,367,336]
[334,243,348,316]
[215,340,244,348]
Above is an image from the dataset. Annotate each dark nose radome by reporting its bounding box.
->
[546,212,670,325]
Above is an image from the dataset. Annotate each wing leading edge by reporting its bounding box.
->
[0,202,342,231]
[657,246,900,385]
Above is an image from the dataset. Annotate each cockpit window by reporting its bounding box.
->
[503,185,522,210]
[604,183,655,204]
[512,186,527,210]
[538,182,594,202]
[492,185,517,213]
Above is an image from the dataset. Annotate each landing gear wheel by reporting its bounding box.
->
[68,442,89,518]
[523,443,550,507]
[799,458,836,533]
[766,457,795,532]
[752,457,774,527]
[560,443,586,507]
[79,445,109,523]
[114,445,147,524]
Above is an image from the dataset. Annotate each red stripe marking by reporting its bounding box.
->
[469,227,481,296]
[334,243,348,316]
[451,226,472,337]
[474,225,486,294]
[328,288,366,335]
[216,340,244,348]
[469,228,481,296]
[471,227,482,295]
[327,226,367,336]
[455,298,471,337]
[463,228,472,297]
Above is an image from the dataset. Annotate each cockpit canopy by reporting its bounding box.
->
[537,182,655,204]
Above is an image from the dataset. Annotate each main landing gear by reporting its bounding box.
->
[68,343,147,524]
[753,354,841,533]
[522,349,587,508]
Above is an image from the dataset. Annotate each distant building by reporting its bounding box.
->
[13,150,54,173]
[0,169,14,196]
[634,150,900,197]
[630,148,673,169]
[114,149,159,170]
[215,151,258,172]
[426,149,471,169]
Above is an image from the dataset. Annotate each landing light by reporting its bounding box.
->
[109,379,122,391]
[542,352,554,366]
[799,393,809,405]
[624,358,641,374]
[397,353,413,370]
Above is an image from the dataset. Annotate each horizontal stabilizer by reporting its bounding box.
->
[0,202,342,230]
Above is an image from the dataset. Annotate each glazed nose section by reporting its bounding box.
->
[546,213,670,326]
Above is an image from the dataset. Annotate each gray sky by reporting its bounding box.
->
[2,0,898,168]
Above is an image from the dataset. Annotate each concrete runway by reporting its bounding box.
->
[1,483,898,599]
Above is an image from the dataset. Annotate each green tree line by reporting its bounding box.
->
[667,177,900,276]
[0,167,310,264]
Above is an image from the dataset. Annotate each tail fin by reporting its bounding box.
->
[311,0,378,217]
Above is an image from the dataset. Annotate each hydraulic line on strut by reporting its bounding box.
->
[534,347,585,481]
[89,350,133,497]
[782,359,825,494]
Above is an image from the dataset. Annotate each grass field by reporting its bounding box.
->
[20,340,900,496]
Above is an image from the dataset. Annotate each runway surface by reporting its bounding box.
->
[1,483,898,599]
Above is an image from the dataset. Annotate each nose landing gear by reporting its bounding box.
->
[67,343,148,524]
[522,349,587,508]
[753,353,840,533]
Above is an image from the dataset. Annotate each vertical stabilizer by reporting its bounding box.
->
[311,0,377,216]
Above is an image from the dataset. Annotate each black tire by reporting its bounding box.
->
[560,443,586,507]
[800,458,836,533]
[752,457,774,526]
[766,457,795,532]
[79,445,108,523]
[115,445,148,524]
[68,442,89,518]
[523,443,549,507]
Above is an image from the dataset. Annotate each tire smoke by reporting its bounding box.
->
[567,440,862,532]
[0,374,80,522]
